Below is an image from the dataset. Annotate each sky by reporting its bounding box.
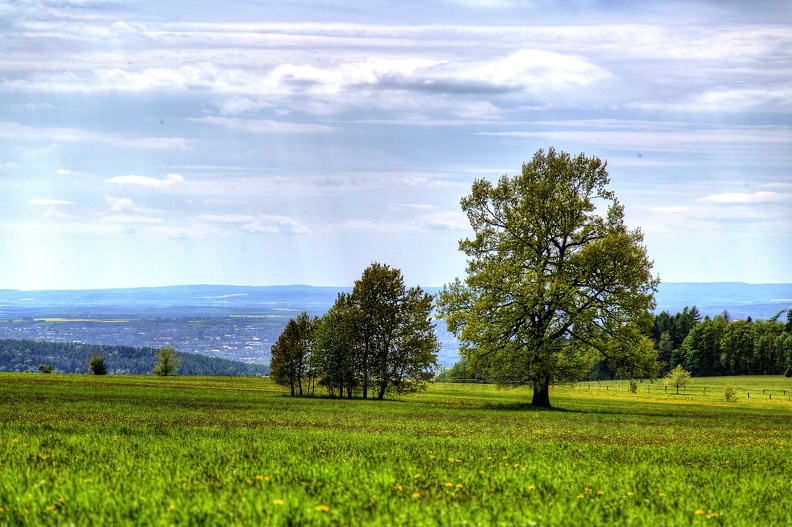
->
[1,0,791,290]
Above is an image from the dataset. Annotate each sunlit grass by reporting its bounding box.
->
[1,374,791,525]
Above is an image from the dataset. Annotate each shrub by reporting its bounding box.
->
[88,353,108,375]
[723,384,738,402]
[628,379,638,394]
[38,363,53,373]
[664,364,691,394]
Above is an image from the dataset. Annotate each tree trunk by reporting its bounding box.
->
[531,377,551,408]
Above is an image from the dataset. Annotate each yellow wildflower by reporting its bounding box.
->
[658,492,666,497]
[395,485,403,491]
[412,492,421,499]
[597,490,604,495]
[273,499,284,506]
[168,504,176,512]
[627,491,634,497]
[315,504,329,512]
[414,473,420,479]
[455,483,463,489]
[444,482,453,487]
[694,509,705,515]
[528,485,535,491]
[709,513,719,518]
[479,470,486,475]
[576,493,585,499]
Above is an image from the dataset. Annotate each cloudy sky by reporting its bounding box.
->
[1,0,791,290]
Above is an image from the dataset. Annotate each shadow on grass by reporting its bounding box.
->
[482,402,576,413]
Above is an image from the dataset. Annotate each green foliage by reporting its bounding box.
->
[664,364,691,394]
[87,353,107,375]
[723,384,738,402]
[2,374,792,526]
[438,148,658,407]
[152,345,181,376]
[38,363,53,373]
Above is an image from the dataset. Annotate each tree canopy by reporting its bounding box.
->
[152,345,181,376]
[437,148,659,407]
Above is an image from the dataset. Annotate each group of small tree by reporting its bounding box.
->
[270,263,440,399]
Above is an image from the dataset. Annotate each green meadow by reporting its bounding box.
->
[1,374,791,526]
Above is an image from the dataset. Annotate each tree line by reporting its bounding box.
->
[661,309,792,377]
[0,339,269,376]
[269,263,440,399]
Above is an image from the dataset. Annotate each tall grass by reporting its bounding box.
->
[1,374,791,525]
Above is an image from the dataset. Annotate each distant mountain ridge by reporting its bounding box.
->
[1,282,790,320]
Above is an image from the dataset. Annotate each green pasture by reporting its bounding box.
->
[1,374,791,526]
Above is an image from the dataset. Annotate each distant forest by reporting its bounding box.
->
[0,339,269,376]
[656,308,792,377]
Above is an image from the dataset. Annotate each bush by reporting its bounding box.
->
[628,379,638,394]
[88,353,108,375]
[723,384,738,402]
[38,363,53,373]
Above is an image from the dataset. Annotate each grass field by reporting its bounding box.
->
[1,374,791,526]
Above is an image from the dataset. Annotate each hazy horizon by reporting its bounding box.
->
[2,0,791,290]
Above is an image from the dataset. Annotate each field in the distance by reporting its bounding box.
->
[2,375,791,526]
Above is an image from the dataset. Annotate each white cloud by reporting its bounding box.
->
[190,116,333,134]
[102,215,164,224]
[698,191,792,204]
[0,121,191,150]
[196,214,309,234]
[29,198,75,205]
[106,174,185,187]
[105,195,147,212]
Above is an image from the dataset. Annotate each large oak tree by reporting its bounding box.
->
[437,148,659,407]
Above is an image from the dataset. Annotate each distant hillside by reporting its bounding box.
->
[1,282,790,320]
[0,339,269,376]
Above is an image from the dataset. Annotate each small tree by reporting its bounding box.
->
[665,364,691,394]
[723,384,738,402]
[153,345,181,376]
[88,353,108,375]
[38,363,53,373]
[270,313,318,396]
